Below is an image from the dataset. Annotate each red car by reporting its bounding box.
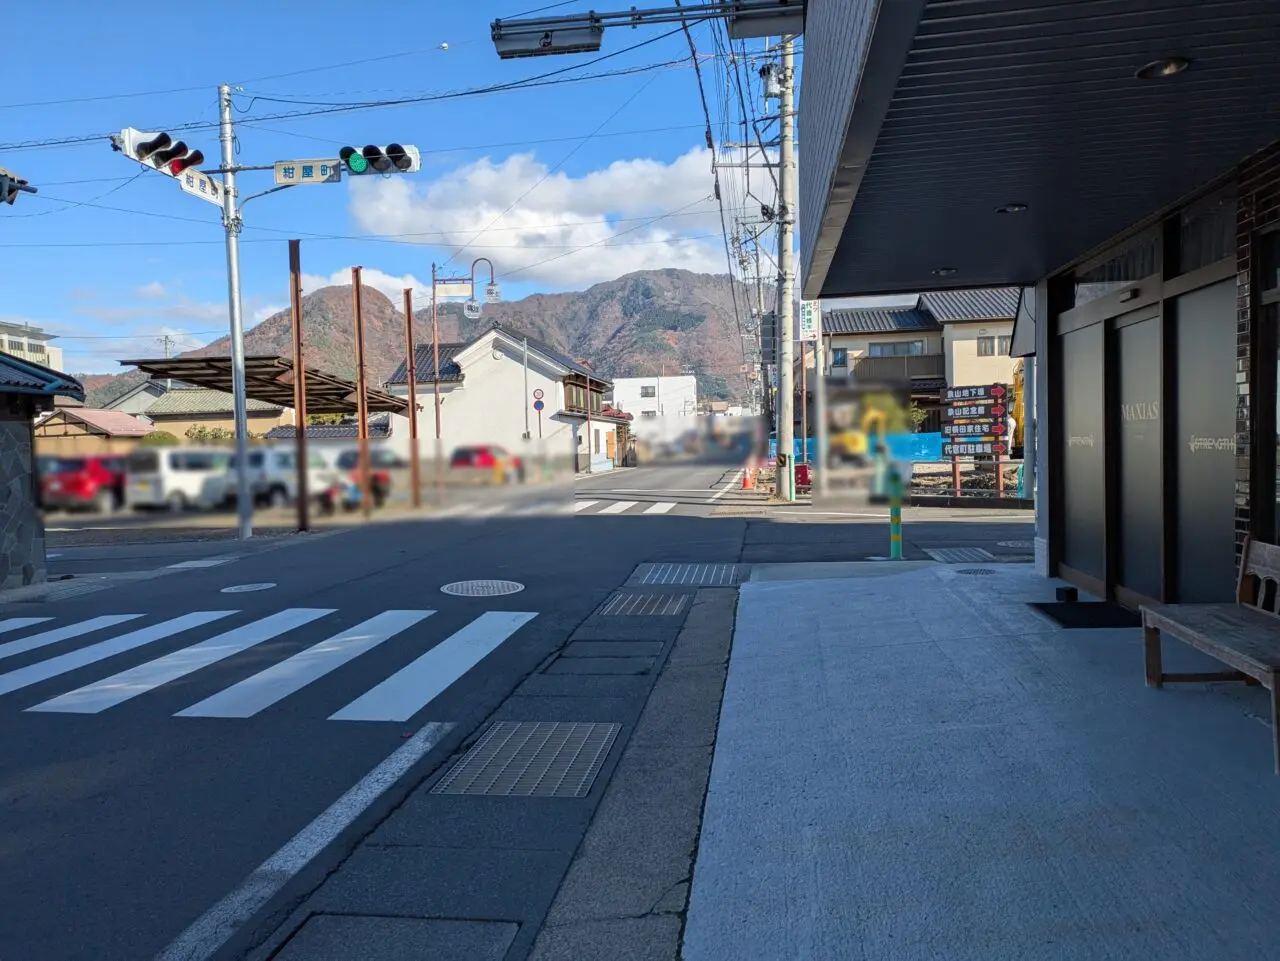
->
[39,455,127,513]
[449,445,525,483]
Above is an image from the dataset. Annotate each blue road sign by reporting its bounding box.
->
[533,400,545,411]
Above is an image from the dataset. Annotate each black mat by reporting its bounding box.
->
[1029,601,1142,629]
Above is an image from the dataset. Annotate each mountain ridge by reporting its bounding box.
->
[83,269,764,408]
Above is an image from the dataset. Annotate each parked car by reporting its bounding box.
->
[332,448,404,507]
[125,447,231,511]
[449,445,525,484]
[221,447,339,508]
[39,455,127,513]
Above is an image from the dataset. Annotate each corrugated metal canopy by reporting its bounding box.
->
[119,356,408,415]
[801,0,1280,297]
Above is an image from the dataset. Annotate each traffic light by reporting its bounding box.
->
[339,144,421,175]
[113,128,205,178]
[0,166,34,205]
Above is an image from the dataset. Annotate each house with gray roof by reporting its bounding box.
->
[144,386,290,442]
[383,322,622,473]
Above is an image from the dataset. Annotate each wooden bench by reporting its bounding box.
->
[1141,536,1280,774]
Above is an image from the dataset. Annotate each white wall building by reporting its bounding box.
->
[0,319,63,372]
[612,375,698,446]
[381,325,623,471]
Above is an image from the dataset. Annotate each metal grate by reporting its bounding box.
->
[924,547,995,563]
[633,563,741,586]
[440,579,525,597]
[431,721,620,798]
[955,568,997,576]
[596,593,687,617]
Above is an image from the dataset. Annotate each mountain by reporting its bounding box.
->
[83,269,761,408]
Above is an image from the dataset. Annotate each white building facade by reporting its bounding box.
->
[0,319,63,372]
[611,374,698,447]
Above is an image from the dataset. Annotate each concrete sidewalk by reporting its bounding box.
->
[684,562,1280,960]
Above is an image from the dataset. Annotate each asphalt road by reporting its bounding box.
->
[2,458,1035,961]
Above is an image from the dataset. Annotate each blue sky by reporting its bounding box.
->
[3,2,790,372]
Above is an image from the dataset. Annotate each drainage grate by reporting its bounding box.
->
[924,547,995,563]
[440,579,525,597]
[633,563,741,586]
[597,592,687,617]
[997,540,1034,550]
[431,721,620,798]
[955,568,996,576]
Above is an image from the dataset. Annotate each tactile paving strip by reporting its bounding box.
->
[596,592,687,617]
[923,547,995,563]
[432,721,620,798]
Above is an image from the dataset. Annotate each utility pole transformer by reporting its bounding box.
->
[218,83,254,539]
[775,37,797,502]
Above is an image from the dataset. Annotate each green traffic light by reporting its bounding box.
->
[340,147,368,174]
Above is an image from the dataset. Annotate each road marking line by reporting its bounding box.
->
[330,611,537,723]
[166,559,233,570]
[643,502,677,514]
[597,500,638,514]
[573,500,599,512]
[0,614,143,662]
[0,618,53,636]
[177,610,434,719]
[28,609,335,715]
[433,503,473,518]
[710,470,744,501]
[154,720,455,961]
[0,612,234,698]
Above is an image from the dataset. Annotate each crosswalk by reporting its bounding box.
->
[0,608,537,723]
[573,500,679,516]
[430,498,682,519]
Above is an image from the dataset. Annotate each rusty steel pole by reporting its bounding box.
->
[289,240,310,532]
[431,263,443,502]
[403,287,421,508]
[800,340,808,466]
[352,267,372,520]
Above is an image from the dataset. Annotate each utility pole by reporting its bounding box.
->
[431,263,444,503]
[289,240,310,532]
[775,37,797,502]
[157,334,176,390]
[218,83,253,539]
[352,267,372,520]
[403,288,421,508]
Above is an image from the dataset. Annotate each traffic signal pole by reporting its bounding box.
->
[218,83,254,540]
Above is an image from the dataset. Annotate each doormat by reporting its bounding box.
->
[1030,601,1142,629]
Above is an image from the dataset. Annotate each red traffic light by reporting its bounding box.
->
[168,151,205,175]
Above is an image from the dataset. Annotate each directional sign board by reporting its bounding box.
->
[944,384,1006,403]
[178,168,225,206]
[943,440,1007,457]
[799,300,820,342]
[434,282,472,299]
[274,159,342,186]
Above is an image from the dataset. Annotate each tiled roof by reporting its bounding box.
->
[56,408,154,437]
[266,415,391,441]
[823,304,940,335]
[919,288,1021,322]
[492,325,601,381]
[0,351,84,400]
[385,343,466,386]
[147,387,282,417]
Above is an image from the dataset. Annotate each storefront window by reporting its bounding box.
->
[1073,233,1159,308]
[1179,189,1236,273]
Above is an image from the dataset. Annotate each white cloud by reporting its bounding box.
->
[344,147,765,289]
[252,303,287,324]
[301,267,431,304]
[135,281,168,300]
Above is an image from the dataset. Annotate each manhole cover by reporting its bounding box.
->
[221,582,276,593]
[998,540,1034,549]
[432,721,620,798]
[955,568,996,576]
[441,579,525,597]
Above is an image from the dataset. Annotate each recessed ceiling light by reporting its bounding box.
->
[933,267,958,277]
[996,202,1028,214]
[1135,56,1191,80]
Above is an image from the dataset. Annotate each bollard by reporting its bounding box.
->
[888,464,903,560]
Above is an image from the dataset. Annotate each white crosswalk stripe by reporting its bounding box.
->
[0,614,142,662]
[643,502,677,514]
[330,611,538,723]
[0,612,233,697]
[0,608,539,723]
[597,500,639,514]
[178,610,434,719]
[573,500,599,512]
[29,609,335,715]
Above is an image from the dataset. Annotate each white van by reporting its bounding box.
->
[220,447,341,508]
[125,447,231,511]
